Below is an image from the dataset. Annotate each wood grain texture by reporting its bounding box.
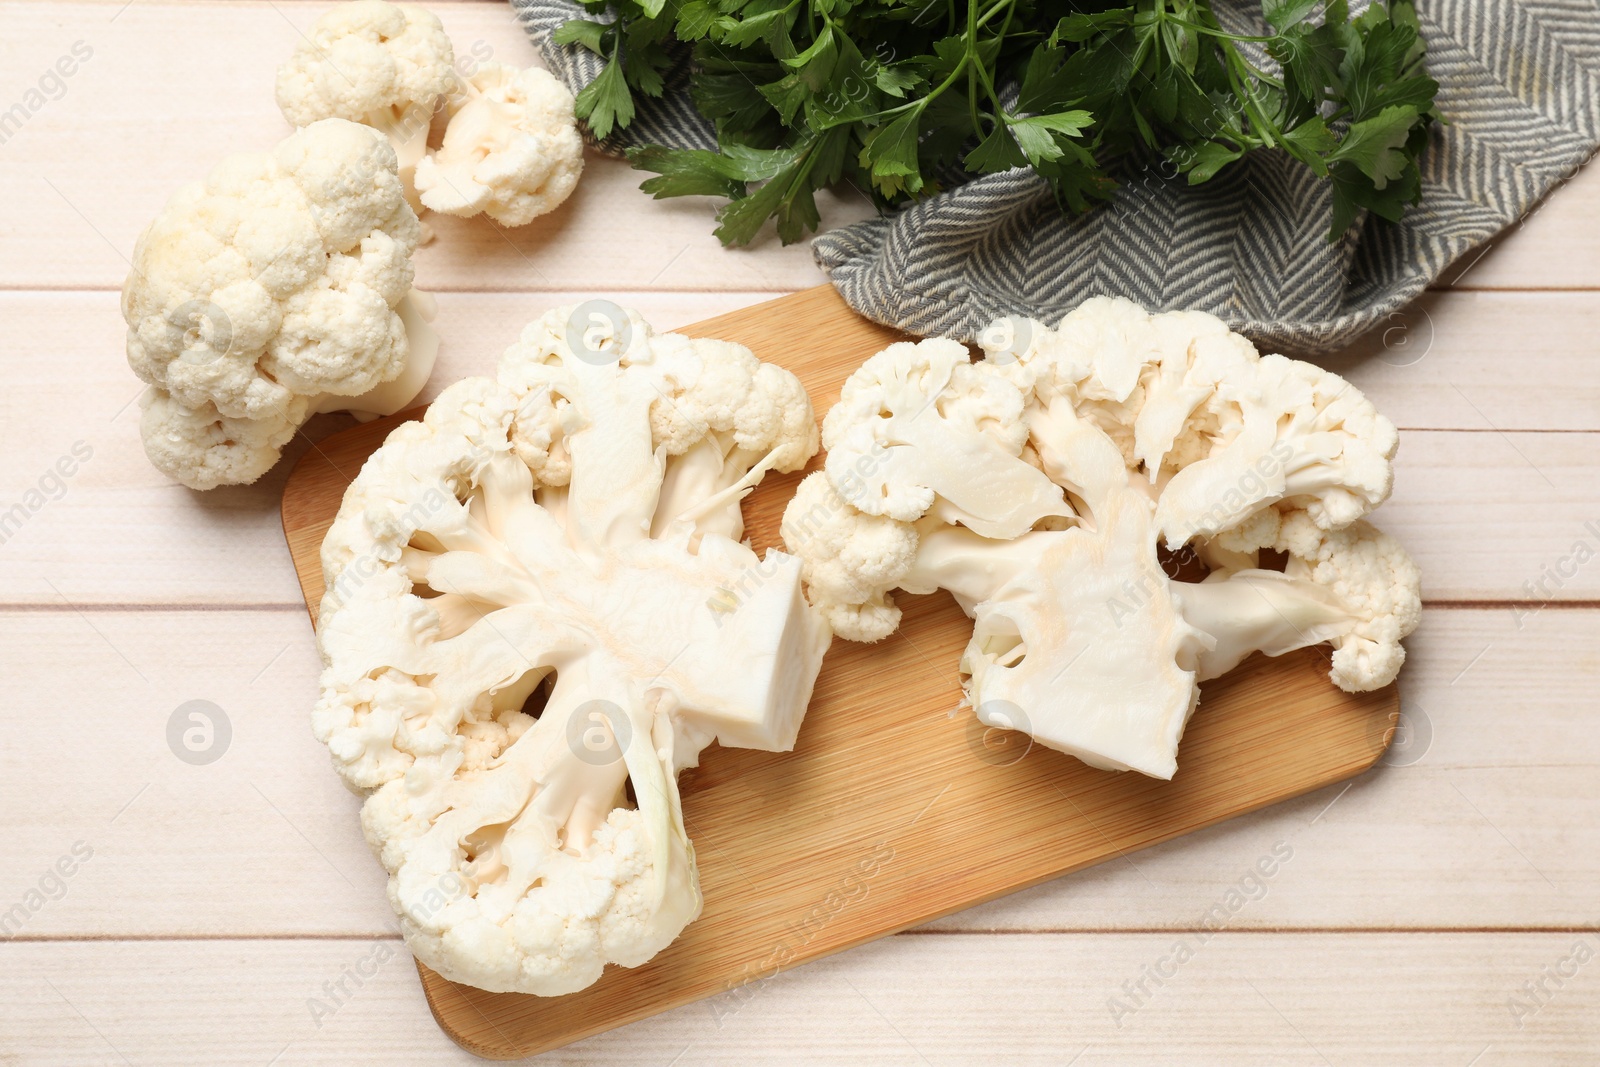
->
[13,285,1597,607]
[7,932,1598,1066]
[280,287,1397,1058]
[0,607,1592,939]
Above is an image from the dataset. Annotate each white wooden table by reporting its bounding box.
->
[3,2,1597,1063]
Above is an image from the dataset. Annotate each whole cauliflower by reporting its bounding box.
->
[415,62,584,226]
[123,119,437,489]
[783,297,1420,780]
[314,305,828,995]
[275,0,455,189]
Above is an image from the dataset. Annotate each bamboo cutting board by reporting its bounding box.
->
[280,285,1397,1060]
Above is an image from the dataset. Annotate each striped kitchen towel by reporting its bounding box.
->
[510,0,1600,355]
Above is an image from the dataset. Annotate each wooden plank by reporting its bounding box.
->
[279,286,1397,1058]
[1385,429,1600,605]
[0,605,1593,939]
[0,609,390,937]
[0,1,868,293]
[1437,155,1600,290]
[2,934,1596,1064]
[0,606,1592,939]
[1319,290,1600,432]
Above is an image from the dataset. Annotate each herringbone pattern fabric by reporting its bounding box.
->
[512,0,1600,355]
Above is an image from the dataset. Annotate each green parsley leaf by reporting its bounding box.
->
[551,19,609,55]
[1177,140,1243,183]
[759,72,811,124]
[573,53,634,141]
[628,146,746,199]
[965,124,1028,173]
[1006,111,1093,166]
[1263,0,1322,33]
[861,105,927,196]
[1327,104,1420,187]
[676,1,719,39]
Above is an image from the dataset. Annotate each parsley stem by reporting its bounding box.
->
[967,0,983,132]
[1159,16,1276,42]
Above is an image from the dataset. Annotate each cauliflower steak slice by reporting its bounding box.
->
[315,306,828,995]
[785,297,1420,780]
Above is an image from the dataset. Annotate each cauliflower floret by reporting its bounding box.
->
[1277,511,1422,691]
[821,339,1071,537]
[645,334,820,540]
[414,62,584,226]
[137,388,304,491]
[275,0,455,184]
[1175,508,1421,693]
[782,472,919,641]
[1153,352,1398,546]
[122,119,436,489]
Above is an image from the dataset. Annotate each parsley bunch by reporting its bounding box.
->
[556,0,1439,246]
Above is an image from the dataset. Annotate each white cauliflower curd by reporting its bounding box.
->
[123,118,437,489]
[275,0,456,190]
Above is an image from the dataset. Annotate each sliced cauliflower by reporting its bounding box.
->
[415,62,584,226]
[787,297,1421,779]
[123,118,437,489]
[313,305,829,995]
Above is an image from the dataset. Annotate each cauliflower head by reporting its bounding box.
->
[122,118,436,489]
[415,62,584,226]
[275,0,455,175]
[314,304,829,994]
[784,297,1420,779]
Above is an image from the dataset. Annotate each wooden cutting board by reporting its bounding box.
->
[280,285,1397,1060]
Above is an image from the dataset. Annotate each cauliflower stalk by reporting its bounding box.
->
[784,298,1420,780]
[123,118,437,489]
[314,305,828,995]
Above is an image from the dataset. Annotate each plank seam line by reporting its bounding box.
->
[0,603,305,613]
[0,284,810,295]
[5,927,1594,944]
[0,599,1592,614]
[1401,427,1600,434]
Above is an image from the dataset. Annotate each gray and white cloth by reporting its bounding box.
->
[511,0,1600,354]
